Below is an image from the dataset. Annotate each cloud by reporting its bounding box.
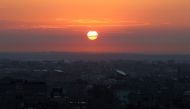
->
[0,19,152,30]
[0,26,190,54]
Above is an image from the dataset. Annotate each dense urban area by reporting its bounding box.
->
[0,59,190,109]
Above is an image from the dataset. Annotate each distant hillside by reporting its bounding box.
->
[0,52,190,62]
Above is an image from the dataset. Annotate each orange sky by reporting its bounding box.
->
[0,0,190,54]
[1,0,190,28]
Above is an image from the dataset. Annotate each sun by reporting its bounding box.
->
[87,31,98,40]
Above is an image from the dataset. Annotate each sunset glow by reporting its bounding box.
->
[0,0,190,54]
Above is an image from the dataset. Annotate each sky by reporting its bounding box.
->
[0,0,190,54]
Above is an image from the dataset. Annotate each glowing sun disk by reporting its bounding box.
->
[87,31,98,40]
